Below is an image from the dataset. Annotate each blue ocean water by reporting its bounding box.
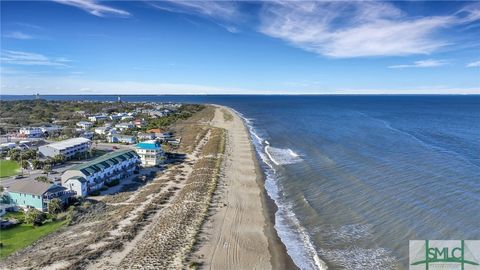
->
[3,95,479,269]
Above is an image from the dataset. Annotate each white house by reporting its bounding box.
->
[115,122,134,131]
[94,126,111,135]
[135,140,164,167]
[88,115,108,122]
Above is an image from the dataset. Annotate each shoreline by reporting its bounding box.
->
[252,141,299,270]
[192,105,297,269]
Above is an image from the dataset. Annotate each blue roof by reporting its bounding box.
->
[136,141,161,150]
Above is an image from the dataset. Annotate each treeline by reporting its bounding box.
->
[145,104,205,130]
[0,99,143,127]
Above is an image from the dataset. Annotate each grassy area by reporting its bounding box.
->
[221,108,233,122]
[0,160,20,178]
[0,219,67,259]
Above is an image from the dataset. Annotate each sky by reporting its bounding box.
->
[1,0,479,95]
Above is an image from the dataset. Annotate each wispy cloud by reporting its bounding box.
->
[3,31,35,40]
[259,1,458,58]
[466,60,480,67]
[150,1,479,58]
[1,50,71,67]
[148,1,240,32]
[53,0,130,17]
[389,59,448,69]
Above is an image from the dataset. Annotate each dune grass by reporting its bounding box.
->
[0,160,20,179]
[0,220,67,259]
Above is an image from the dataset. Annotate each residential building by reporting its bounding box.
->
[94,126,111,135]
[121,115,134,121]
[137,132,156,140]
[134,119,145,128]
[61,149,140,196]
[82,131,94,140]
[38,137,91,158]
[135,140,164,167]
[39,125,62,134]
[77,121,93,129]
[146,128,163,137]
[19,127,43,138]
[115,122,134,131]
[6,180,74,211]
[108,134,136,144]
[88,115,108,122]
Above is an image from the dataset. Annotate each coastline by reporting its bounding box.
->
[192,105,296,269]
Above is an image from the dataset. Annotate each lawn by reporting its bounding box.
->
[0,219,67,259]
[0,160,20,178]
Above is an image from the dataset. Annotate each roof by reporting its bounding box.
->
[66,176,87,183]
[42,138,91,151]
[147,128,162,133]
[68,149,138,176]
[7,180,57,196]
[136,140,161,150]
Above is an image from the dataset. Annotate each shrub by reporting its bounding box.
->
[48,198,62,215]
[24,209,46,226]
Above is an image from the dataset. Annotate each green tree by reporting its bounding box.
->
[21,160,30,170]
[35,176,50,183]
[43,163,52,175]
[48,198,62,215]
[24,209,46,226]
[32,159,43,169]
[7,148,20,161]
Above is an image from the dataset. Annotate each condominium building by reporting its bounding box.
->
[61,149,140,196]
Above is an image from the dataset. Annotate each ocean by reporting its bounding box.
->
[3,95,480,269]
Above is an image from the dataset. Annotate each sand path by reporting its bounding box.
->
[196,106,271,269]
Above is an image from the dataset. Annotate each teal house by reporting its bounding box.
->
[6,180,74,212]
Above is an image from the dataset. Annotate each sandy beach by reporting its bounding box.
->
[0,105,296,270]
[192,106,296,270]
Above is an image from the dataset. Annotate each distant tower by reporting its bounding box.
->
[117,96,121,102]
[36,93,40,100]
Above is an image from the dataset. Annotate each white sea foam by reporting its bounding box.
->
[234,109,327,270]
[265,146,303,165]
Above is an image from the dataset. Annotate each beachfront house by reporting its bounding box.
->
[109,134,136,144]
[135,140,164,167]
[61,149,140,196]
[5,180,74,212]
[38,137,91,159]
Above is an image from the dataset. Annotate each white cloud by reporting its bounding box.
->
[53,0,130,17]
[259,1,458,58]
[1,50,71,67]
[466,60,480,67]
[389,59,448,69]
[3,31,34,40]
[150,1,479,58]
[149,1,239,21]
[148,1,240,32]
